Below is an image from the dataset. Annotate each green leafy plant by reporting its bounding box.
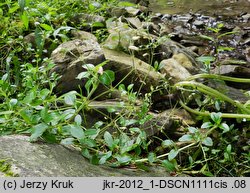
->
[0,0,249,177]
[200,23,238,53]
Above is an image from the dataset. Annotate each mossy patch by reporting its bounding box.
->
[0,159,19,177]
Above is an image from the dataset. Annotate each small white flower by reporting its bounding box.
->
[97,66,104,75]
[132,36,140,41]
[128,45,139,51]
[34,22,40,26]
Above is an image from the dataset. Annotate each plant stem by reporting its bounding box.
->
[179,100,250,119]
[187,73,250,83]
[135,142,197,163]
[175,81,250,114]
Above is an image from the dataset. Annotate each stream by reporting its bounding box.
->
[147,0,250,80]
[149,0,250,16]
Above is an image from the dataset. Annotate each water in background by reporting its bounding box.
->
[149,0,250,16]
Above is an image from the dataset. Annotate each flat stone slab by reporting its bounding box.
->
[0,135,171,177]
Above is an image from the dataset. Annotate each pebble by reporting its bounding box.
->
[242,13,250,22]
[193,20,204,27]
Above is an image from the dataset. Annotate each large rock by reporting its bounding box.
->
[103,48,164,93]
[0,135,171,177]
[157,39,202,70]
[50,39,105,93]
[159,57,191,83]
[211,65,250,89]
[70,30,98,42]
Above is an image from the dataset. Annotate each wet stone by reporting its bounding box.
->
[172,14,193,24]
[193,20,204,27]
[242,13,250,22]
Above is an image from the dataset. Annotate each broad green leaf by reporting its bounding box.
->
[85,79,93,94]
[1,74,8,81]
[74,114,82,125]
[0,111,14,115]
[40,23,53,31]
[90,155,99,165]
[202,137,213,146]
[20,109,32,123]
[129,127,141,133]
[99,151,112,165]
[30,122,48,141]
[212,149,221,154]
[82,64,95,71]
[0,8,3,16]
[211,112,222,124]
[9,3,19,14]
[40,89,50,100]
[23,90,36,104]
[79,138,97,148]
[35,27,43,53]
[21,12,29,30]
[40,107,51,123]
[40,108,59,125]
[162,160,175,172]
[99,70,115,86]
[148,152,156,163]
[168,149,179,161]
[64,91,76,105]
[70,125,84,139]
[115,155,131,164]
[104,131,114,149]
[61,125,72,135]
[124,119,137,126]
[76,71,90,80]
[93,121,104,128]
[62,109,75,120]
[85,129,99,138]
[226,144,232,153]
[120,139,136,154]
[219,123,230,133]
[202,171,214,177]
[49,112,61,126]
[118,1,136,7]
[217,46,234,52]
[188,127,198,133]
[224,152,230,161]
[178,134,193,142]
[201,122,213,129]
[9,98,18,107]
[53,26,74,38]
[127,84,134,91]
[215,101,221,111]
[82,148,91,159]
[88,3,95,11]
[199,34,214,42]
[107,107,117,113]
[196,56,215,63]
[91,22,104,28]
[119,132,130,143]
[0,118,6,123]
[18,0,26,13]
[60,138,74,145]
[162,139,174,147]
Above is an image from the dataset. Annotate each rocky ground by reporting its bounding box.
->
[1,0,249,177]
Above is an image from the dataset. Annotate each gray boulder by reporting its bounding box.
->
[0,135,171,177]
[159,57,191,84]
[103,48,164,93]
[50,39,105,93]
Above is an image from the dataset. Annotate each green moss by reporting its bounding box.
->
[0,159,19,177]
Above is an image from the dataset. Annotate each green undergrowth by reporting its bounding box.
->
[0,0,249,176]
